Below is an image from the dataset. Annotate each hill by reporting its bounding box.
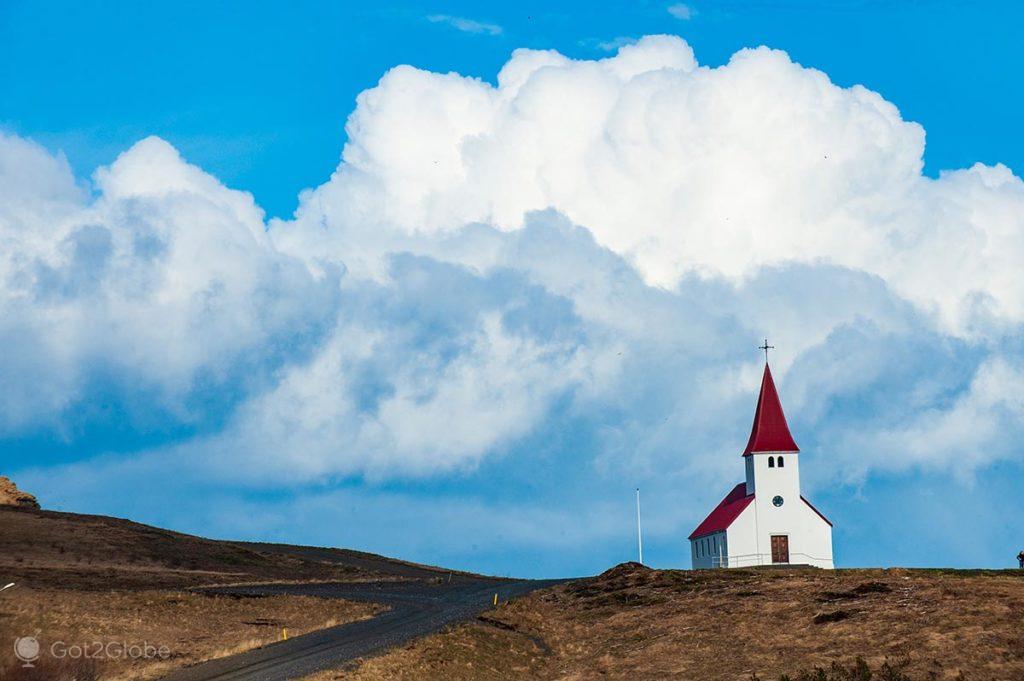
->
[332,562,1024,681]
[0,505,476,680]
[0,505,466,591]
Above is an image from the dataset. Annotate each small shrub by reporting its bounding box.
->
[813,610,852,624]
[776,657,917,681]
[852,582,892,595]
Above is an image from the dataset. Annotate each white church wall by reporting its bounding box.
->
[690,531,727,569]
[750,454,832,568]
[724,453,834,569]
[725,503,758,567]
[749,450,801,499]
[799,501,834,568]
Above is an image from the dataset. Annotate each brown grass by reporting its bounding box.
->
[0,507,378,590]
[319,564,1024,681]
[0,586,381,680]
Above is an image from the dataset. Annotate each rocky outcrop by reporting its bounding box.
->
[0,476,39,509]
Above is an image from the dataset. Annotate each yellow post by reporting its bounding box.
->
[493,593,498,606]
[282,627,288,641]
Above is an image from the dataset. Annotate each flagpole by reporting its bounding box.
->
[636,488,644,565]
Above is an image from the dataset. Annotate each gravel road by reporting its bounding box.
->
[159,577,563,681]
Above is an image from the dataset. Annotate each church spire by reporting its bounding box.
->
[742,362,799,456]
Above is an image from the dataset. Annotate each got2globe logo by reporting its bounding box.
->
[11,634,171,665]
[14,636,40,667]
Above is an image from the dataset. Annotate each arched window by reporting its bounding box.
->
[778,456,785,468]
[768,456,775,468]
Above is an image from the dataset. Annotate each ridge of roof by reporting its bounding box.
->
[688,483,754,540]
[801,495,832,526]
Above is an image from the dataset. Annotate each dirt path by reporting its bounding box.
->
[159,579,565,681]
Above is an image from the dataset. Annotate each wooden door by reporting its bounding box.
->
[771,535,789,564]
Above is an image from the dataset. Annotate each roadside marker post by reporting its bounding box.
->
[493,593,498,606]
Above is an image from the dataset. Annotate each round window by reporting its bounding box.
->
[772,495,784,507]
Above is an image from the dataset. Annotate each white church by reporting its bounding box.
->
[689,360,833,569]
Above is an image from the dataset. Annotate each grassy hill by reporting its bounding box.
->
[332,562,1024,681]
[0,506,472,680]
[4,506,1022,680]
[0,505,467,590]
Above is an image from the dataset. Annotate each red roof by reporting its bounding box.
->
[742,363,799,456]
[688,483,754,540]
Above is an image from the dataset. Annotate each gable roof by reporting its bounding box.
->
[742,363,799,456]
[801,495,833,526]
[688,483,754,540]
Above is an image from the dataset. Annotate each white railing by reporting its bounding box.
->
[709,552,833,568]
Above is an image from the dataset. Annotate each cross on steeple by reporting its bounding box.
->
[758,338,774,363]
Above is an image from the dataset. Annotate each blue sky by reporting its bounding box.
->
[4,1,1023,218]
[2,1,1024,577]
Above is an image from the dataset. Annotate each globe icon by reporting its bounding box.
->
[14,636,40,664]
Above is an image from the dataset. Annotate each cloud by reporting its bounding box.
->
[426,14,503,36]
[3,33,1024,559]
[581,36,639,53]
[283,35,1024,337]
[260,34,1024,482]
[0,133,339,436]
[828,355,1024,480]
[667,3,695,20]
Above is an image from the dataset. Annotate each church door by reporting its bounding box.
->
[771,535,789,564]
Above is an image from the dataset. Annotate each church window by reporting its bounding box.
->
[778,456,785,467]
[768,456,775,468]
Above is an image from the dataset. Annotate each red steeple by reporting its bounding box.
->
[742,363,799,456]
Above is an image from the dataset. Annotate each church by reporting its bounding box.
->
[689,360,833,569]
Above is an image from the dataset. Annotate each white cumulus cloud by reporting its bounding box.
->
[4,35,1024,493]
[278,35,1024,337]
[0,133,338,434]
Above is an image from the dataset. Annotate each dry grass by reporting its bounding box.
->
[301,617,549,681]
[0,586,381,680]
[0,507,376,590]
[322,564,1024,681]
